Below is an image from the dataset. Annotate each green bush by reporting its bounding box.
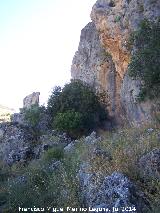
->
[53,111,83,138]
[1,153,80,212]
[114,15,121,22]
[23,105,46,139]
[47,80,107,138]
[24,105,41,127]
[42,147,64,162]
[128,19,160,101]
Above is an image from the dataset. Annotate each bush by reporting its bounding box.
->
[1,152,80,211]
[42,147,64,162]
[128,19,160,101]
[23,105,46,139]
[47,80,107,138]
[24,105,41,128]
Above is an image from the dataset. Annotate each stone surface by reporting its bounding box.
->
[0,129,4,140]
[139,148,160,180]
[7,147,34,165]
[71,22,117,120]
[78,169,151,213]
[49,160,62,171]
[0,123,34,165]
[11,112,25,125]
[64,142,75,153]
[84,131,101,144]
[71,0,160,126]
[23,92,40,109]
[11,106,51,134]
[91,147,112,161]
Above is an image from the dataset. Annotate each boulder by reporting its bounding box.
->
[85,131,101,145]
[78,164,151,212]
[64,142,75,153]
[11,112,25,125]
[23,92,40,109]
[0,129,4,140]
[0,123,34,165]
[138,148,160,180]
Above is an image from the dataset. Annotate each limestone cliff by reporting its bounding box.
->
[71,0,160,126]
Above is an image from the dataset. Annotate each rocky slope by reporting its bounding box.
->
[71,0,160,126]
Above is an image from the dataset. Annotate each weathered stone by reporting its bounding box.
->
[23,92,40,109]
[11,112,25,125]
[92,147,112,161]
[0,123,34,165]
[85,131,101,144]
[120,73,152,125]
[71,0,160,126]
[7,147,34,165]
[0,129,4,140]
[11,105,51,134]
[48,160,63,172]
[139,148,160,180]
[64,142,75,153]
[78,169,150,213]
[71,22,117,121]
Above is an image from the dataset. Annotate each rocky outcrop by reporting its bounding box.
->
[78,165,150,212]
[0,120,72,166]
[23,92,40,109]
[71,22,118,121]
[76,132,151,212]
[11,93,51,133]
[138,148,160,180]
[0,123,34,165]
[71,0,160,126]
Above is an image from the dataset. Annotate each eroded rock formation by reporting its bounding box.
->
[71,0,160,126]
[23,92,40,109]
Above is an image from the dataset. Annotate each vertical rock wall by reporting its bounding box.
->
[71,0,160,126]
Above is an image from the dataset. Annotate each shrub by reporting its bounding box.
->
[24,105,41,128]
[114,15,121,23]
[2,150,80,211]
[53,111,83,138]
[23,105,46,139]
[128,19,160,101]
[47,80,107,138]
[42,147,64,162]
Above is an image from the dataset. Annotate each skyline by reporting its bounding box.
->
[0,0,96,111]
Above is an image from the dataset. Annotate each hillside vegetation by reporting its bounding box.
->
[0,123,159,212]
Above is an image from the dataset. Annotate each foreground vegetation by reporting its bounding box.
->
[0,123,159,212]
[47,80,107,138]
[128,19,160,101]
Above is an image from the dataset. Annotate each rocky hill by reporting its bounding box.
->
[0,1,160,212]
[71,0,160,126]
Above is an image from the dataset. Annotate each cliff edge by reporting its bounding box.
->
[71,0,160,126]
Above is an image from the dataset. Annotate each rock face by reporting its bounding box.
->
[0,123,34,165]
[139,148,160,180]
[71,22,118,121]
[71,0,160,125]
[78,168,150,212]
[23,92,40,109]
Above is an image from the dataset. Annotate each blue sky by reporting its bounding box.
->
[0,0,95,111]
